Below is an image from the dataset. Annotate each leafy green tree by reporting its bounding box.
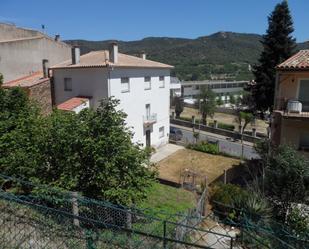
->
[197,86,216,125]
[174,96,184,119]
[0,75,43,179]
[216,97,224,106]
[236,111,254,133]
[251,1,296,113]
[0,85,156,205]
[39,98,156,205]
[264,145,309,220]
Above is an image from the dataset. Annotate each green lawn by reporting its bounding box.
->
[138,182,196,220]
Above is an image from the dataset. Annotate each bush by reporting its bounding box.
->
[218,123,235,131]
[211,183,249,210]
[208,122,235,131]
[210,183,271,223]
[187,141,219,155]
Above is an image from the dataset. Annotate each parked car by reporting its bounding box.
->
[169,127,183,141]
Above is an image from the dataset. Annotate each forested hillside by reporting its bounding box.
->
[66,32,309,81]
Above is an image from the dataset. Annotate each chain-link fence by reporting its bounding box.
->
[0,174,308,249]
[0,174,234,249]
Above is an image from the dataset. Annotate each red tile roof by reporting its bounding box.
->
[3,71,49,88]
[57,97,90,111]
[277,50,309,70]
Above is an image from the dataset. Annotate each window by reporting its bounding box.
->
[159,76,165,88]
[144,76,151,90]
[159,126,164,138]
[298,79,309,111]
[64,78,72,91]
[145,104,151,118]
[299,133,309,150]
[121,77,130,92]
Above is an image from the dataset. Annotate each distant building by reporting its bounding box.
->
[0,23,71,82]
[180,80,248,104]
[272,50,309,156]
[50,44,173,148]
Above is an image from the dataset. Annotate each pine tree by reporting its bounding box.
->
[251,1,296,114]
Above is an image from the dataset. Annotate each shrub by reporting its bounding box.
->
[218,123,235,131]
[211,183,249,210]
[187,141,219,155]
[286,207,309,238]
[210,183,272,223]
[208,122,235,131]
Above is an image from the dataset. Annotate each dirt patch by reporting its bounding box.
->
[157,149,241,185]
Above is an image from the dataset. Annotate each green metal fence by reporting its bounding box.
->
[0,174,308,249]
[0,174,235,249]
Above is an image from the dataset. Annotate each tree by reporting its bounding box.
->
[174,96,184,119]
[251,1,296,114]
[262,145,309,221]
[236,111,254,133]
[0,87,156,205]
[38,98,156,205]
[197,86,216,125]
[0,75,44,180]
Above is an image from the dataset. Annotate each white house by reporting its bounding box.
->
[50,43,173,148]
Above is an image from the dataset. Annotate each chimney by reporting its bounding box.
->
[42,59,49,78]
[55,34,60,41]
[71,47,80,65]
[140,51,146,60]
[109,42,118,63]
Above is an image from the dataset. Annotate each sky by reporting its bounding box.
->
[1,0,308,42]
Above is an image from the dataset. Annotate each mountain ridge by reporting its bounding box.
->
[65,32,309,81]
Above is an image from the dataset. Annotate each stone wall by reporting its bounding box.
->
[28,80,52,115]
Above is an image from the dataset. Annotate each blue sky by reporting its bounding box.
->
[1,0,308,42]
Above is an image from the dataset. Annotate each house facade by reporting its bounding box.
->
[51,44,173,148]
[272,50,309,155]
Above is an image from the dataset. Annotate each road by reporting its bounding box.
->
[171,125,260,160]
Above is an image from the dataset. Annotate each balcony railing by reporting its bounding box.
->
[143,114,157,125]
[274,98,309,117]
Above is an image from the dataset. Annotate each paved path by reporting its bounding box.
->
[171,125,260,160]
[150,143,184,163]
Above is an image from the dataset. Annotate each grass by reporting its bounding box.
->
[138,182,196,219]
[157,149,241,185]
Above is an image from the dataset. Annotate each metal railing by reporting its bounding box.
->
[143,113,157,124]
[0,174,235,249]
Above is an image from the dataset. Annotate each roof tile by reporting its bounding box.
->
[51,50,173,69]
[57,97,90,111]
[277,50,309,70]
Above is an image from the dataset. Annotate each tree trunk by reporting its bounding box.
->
[202,113,207,125]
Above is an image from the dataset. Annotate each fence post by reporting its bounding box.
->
[192,115,196,133]
[230,238,234,249]
[252,128,257,137]
[126,209,132,248]
[214,120,218,129]
[223,170,227,184]
[163,220,167,249]
[71,191,80,227]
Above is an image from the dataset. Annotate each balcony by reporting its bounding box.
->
[143,114,157,126]
[274,98,309,118]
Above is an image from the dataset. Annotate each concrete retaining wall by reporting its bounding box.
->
[170,118,261,144]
